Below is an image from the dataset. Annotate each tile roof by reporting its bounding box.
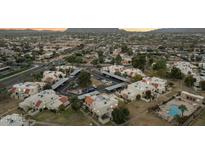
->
[85,96,94,105]
[59,96,68,104]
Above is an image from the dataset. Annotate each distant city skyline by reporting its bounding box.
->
[0,28,156,32]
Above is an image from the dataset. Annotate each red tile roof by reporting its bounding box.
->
[85,96,94,105]
[35,100,42,108]
[25,89,30,94]
[59,96,68,104]
[10,87,16,93]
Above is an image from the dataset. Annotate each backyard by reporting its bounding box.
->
[0,98,20,116]
[118,100,170,126]
[33,108,93,126]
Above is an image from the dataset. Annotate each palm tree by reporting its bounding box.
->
[178,105,188,117]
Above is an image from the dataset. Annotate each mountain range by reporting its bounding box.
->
[65,28,124,33]
[1,28,205,33]
[149,28,205,33]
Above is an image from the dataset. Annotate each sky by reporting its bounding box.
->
[0,28,156,32]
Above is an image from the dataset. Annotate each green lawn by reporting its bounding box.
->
[33,108,93,126]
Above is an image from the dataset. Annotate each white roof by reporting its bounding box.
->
[19,90,69,111]
[13,82,45,90]
[181,91,204,100]
[87,94,118,116]
[0,114,29,126]
[143,77,167,85]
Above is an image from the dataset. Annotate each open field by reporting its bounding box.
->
[118,100,170,126]
[0,98,20,116]
[33,108,93,126]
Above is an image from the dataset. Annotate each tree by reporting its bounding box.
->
[33,72,43,81]
[112,107,130,124]
[121,43,129,53]
[121,43,133,55]
[169,67,184,79]
[97,51,104,64]
[43,84,52,90]
[145,90,152,99]
[0,87,9,100]
[91,59,99,65]
[133,74,143,82]
[148,58,154,66]
[132,55,146,71]
[70,96,82,111]
[184,75,196,87]
[115,54,122,65]
[200,80,205,90]
[136,95,141,100]
[65,54,83,64]
[78,71,91,88]
[114,71,121,76]
[152,59,166,70]
[178,105,188,117]
[173,115,188,125]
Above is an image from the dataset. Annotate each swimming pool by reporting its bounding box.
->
[168,104,182,117]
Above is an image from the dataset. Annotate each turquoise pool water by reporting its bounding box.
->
[168,104,182,117]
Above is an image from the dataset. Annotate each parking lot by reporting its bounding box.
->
[55,68,124,97]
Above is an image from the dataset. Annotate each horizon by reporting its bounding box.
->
[0,28,157,32]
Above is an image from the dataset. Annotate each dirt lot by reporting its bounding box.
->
[33,108,93,126]
[192,110,205,126]
[91,78,103,87]
[0,98,20,116]
[118,100,170,126]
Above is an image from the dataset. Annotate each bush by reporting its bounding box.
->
[70,96,82,111]
[112,107,130,124]
[136,95,141,100]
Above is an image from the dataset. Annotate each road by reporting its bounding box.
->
[0,63,54,88]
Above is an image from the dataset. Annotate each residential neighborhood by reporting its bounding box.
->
[1,28,205,126]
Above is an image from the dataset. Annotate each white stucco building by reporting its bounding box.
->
[42,71,66,84]
[0,114,29,126]
[19,90,70,112]
[9,82,45,100]
[101,65,145,78]
[142,77,167,94]
[84,93,119,124]
[173,61,196,75]
[121,81,156,102]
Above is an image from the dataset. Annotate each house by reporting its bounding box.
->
[19,90,70,112]
[101,65,145,78]
[0,114,29,126]
[180,91,204,105]
[142,77,167,94]
[120,81,156,102]
[9,82,45,100]
[56,65,76,72]
[122,68,145,77]
[120,54,132,65]
[84,93,119,124]
[101,65,124,74]
[173,61,196,75]
[42,71,66,84]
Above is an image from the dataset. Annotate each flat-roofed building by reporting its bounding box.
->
[10,82,45,100]
[19,90,70,112]
[0,114,29,126]
[84,93,119,124]
[42,71,66,84]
